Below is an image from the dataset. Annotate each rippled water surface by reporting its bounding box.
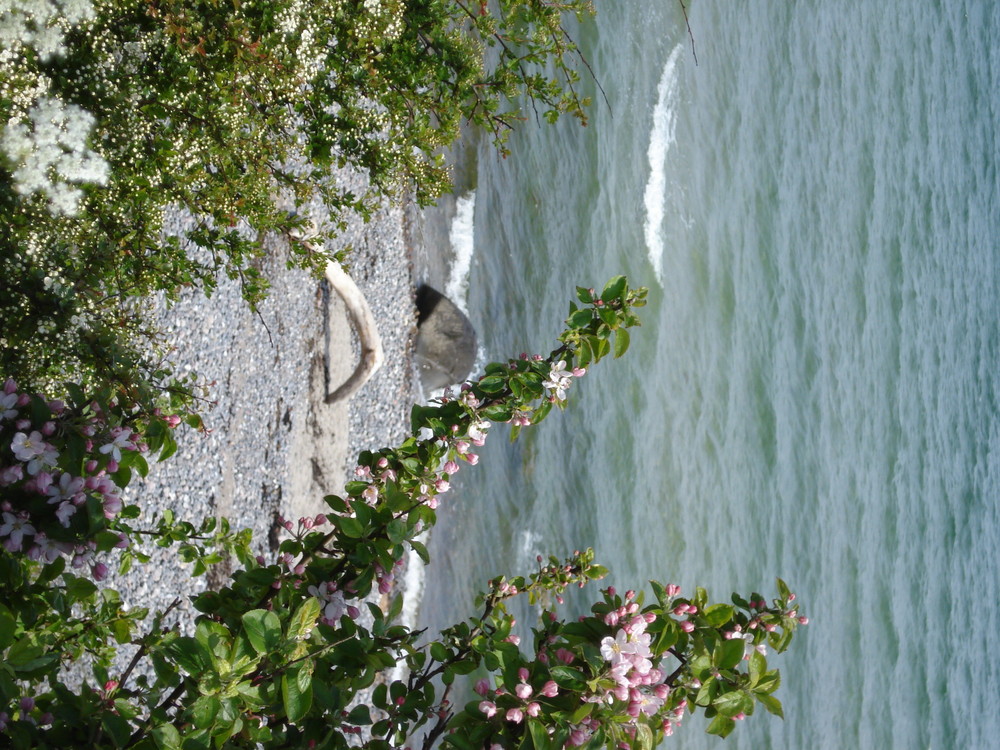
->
[417,3,1000,747]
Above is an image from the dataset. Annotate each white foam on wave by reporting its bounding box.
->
[643,44,683,286]
[445,191,476,315]
[516,529,544,571]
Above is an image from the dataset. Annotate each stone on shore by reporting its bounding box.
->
[414,285,477,390]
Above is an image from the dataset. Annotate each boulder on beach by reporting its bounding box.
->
[414,285,477,390]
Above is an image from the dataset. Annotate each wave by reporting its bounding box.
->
[445,191,476,315]
[643,44,683,286]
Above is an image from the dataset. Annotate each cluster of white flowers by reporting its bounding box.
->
[0,0,95,60]
[355,0,403,45]
[1,96,109,216]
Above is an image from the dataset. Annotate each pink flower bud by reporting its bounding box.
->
[680,621,694,633]
[515,684,532,700]
[505,708,523,723]
[479,701,497,718]
[540,681,558,698]
[526,702,541,717]
[474,679,490,696]
[798,616,810,625]
[443,460,459,474]
[666,584,681,598]
[314,513,327,525]
[518,667,530,682]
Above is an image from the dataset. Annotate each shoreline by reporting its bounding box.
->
[114,174,423,630]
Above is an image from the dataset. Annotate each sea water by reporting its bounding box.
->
[415,2,1000,748]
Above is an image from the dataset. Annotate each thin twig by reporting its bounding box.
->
[117,597,183,692]
[678,0,698,65]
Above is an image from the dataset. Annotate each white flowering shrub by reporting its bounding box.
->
[1,0,595,413]
[2,96,109,215]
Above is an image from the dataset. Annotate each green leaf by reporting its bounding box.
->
[191,695,220,729]
[102,712,133,747]
[165,637,212,677]
[713,689,752,718]
[695,677,718,706]
[755,669,781,695]
[242,609,282,655]
[714,638,745,671]
[387,518,408,544]
[706,714,736,738]
[703,603,734,628]
[528,719,555,750]
[756,692,784,718]
[776,578,791,601]
[338,515,365,539]
[548,665,587,690]
[481,404,513,422]
[634,723,654,750]
[748,649,767,684]
[567,309,593,329]
[410,539,430,564]
[0,604,15,651]
[288,598,321,641]
[151,722,182,749]
[346,704,371,725]
[601,276,627,303]
[477,375,507,394]
[282,665,313,723]
[132,452,150,478]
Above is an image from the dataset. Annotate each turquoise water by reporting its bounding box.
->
[416,2,1000,748]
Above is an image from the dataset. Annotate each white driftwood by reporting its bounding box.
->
[287,228,384,404]
[321,258,384,404]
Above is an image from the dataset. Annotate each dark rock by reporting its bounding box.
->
[415,285,477,390]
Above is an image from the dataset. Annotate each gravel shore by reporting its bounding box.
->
[112,174,421,630]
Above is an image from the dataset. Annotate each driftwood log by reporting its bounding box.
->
[287,227,384,405]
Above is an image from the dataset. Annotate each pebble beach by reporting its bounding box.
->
[110,168,429,634]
